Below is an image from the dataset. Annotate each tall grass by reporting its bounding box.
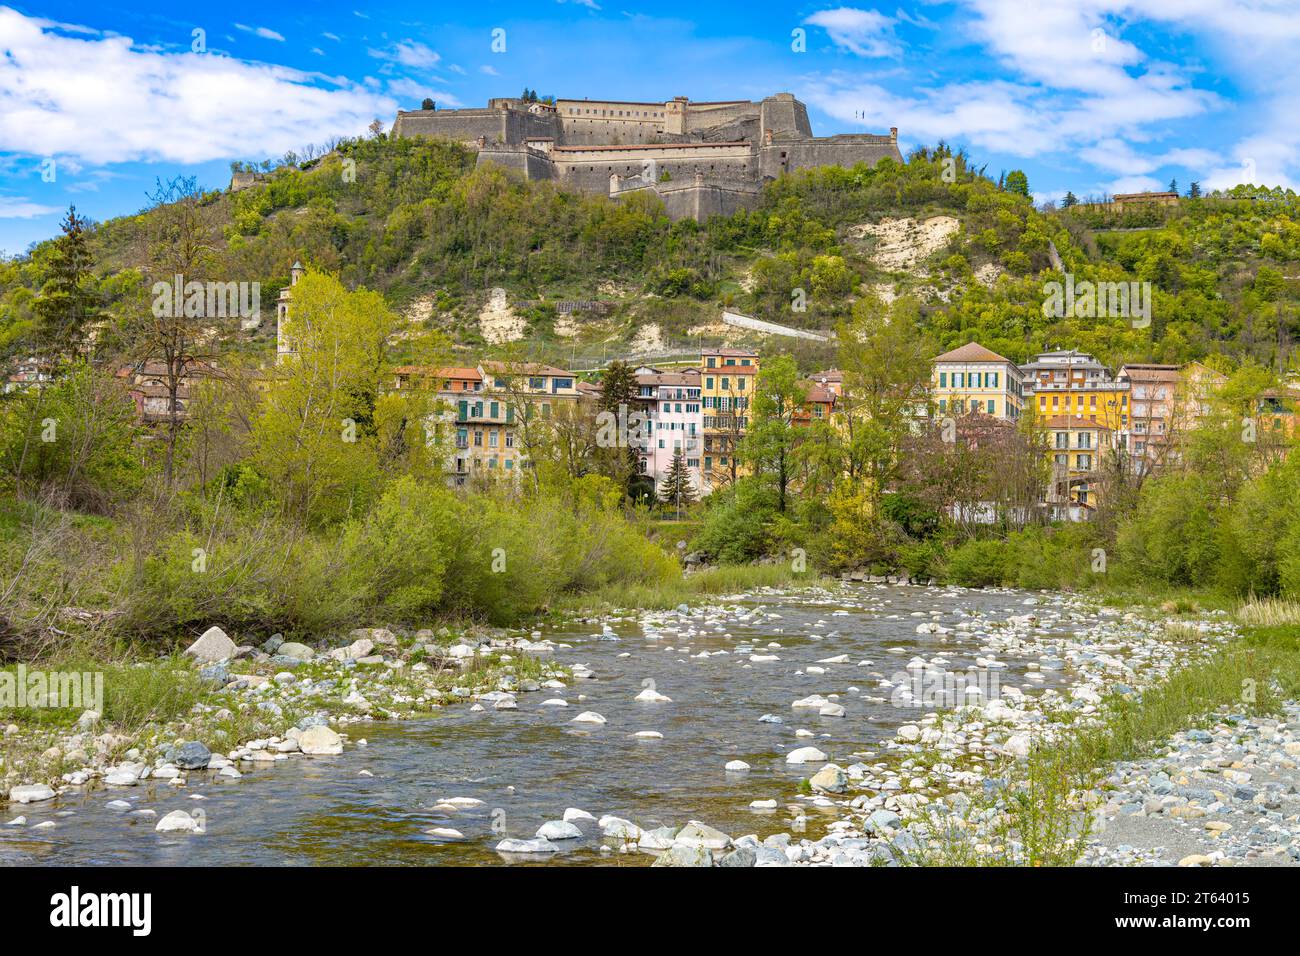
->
[1236,596,1300,628]
[908,638,1294,866]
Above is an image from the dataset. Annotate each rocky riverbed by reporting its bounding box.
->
[0,582,1275,866]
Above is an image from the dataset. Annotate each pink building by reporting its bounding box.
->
[636,369,703,496]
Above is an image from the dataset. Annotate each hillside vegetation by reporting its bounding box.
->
[3,136,1298,374]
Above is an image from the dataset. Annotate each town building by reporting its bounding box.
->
[1021,350,1129,435]
[275,261,305,365]
[636,368,703,496]
[700,348,759,488]
[1043,414,1117,510]
[931,342,1025,420]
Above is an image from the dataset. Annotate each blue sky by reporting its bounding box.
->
[2,0,1298,255]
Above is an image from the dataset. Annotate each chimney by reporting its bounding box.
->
[890,127,898,142]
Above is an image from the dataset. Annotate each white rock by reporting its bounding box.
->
[635,687,672,703]
[786,746,828,764]
[563,808,596,823]
[537,820,582,840]
[8,784,55,803]
[496,837,559,854]
[298,725,344,755]
[184,626,237,663]
[725,760,751,772]
[571,711,607,725]
[155,810,202,833]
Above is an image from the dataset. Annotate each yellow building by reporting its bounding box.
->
[1043,414,1116,510]
[700,348,759,489]
[1022,350,1129,435]
[931,342,1025,420]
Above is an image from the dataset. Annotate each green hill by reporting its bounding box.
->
[3,134,1299,375]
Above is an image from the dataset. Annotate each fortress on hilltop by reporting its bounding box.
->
[392,93,903,220]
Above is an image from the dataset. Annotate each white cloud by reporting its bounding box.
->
[0,8,396,165]
[234,23,285,42]
[0,196,62,219]
[480,64,499,76]
[804,7,900,58]
[556,0,602,10]
[370,39,440,69]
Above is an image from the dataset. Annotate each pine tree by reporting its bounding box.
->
[659,447,696,517]
[1188,181,1201,199]
[32,205,101,362]
[1062,191,1078,208]
[1169,178,1178,194]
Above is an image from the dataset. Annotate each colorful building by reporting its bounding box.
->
[1021,350,1129,437]
[1043,414,1116,510]
[931,342,1025,420]
[700,348,759,489]
[636,369,704,496]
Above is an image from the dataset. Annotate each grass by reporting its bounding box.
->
[904,633,1300,866]
[1236,596,1300,628]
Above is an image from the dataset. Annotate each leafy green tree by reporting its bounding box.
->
[1004,170,1030,197]
[252,271,399,524]
[740,354,802,512]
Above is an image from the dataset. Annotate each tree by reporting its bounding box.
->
[835,296,932,502]
[740,355,802,512]
[595,360,638,486]
[252,271,399,524]
[368,119,384,139]
[1062,191,1078,208]
[1168,178,1178,194]
[31,206,101,362]
[1004,170,1030,197]
[659,447,696,518]
[421,98,435,111]
[125,176,220,487]
[1188,181,1201,199]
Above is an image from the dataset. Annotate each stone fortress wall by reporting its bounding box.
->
[391,92,901,220]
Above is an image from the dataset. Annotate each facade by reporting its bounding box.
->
[931,342,1025,420]
[700,348,759,489]
[1043,415,1116,509]
[1021,350,1129,435]
[1116,363,1180,473]
[795,380,837,426]
[393,93,902,222]
[636,369,703,497]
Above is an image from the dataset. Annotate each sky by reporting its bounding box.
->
[2,0,1299,255]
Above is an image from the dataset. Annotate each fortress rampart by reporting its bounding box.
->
[391,92,901,221]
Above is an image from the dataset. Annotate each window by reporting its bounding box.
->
[991,372,999,388]
[987,400,994,413]
[722,378,730,390]
[474,431,483,447]
[489,431,498,448]
[939,372,948,388]
[490,401,499,418]
[505,433,514,448]
[738,378,746,391]
[705,377,714,390]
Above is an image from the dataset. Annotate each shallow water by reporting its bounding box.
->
[1,585,1094,866]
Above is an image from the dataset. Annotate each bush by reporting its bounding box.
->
[945,538,1010,587]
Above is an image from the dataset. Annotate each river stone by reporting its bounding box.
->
[8,784,56,804]
[155,810,201,833]
[810,764,848,793]
[277,642,315,660]
[725,760,751,772]
[866,809,902,833]
[184,626,237,663]
[786,746,827,764]
[496,838,559,854]
[571,711,607,725]
[635,687,671,703]
[298,725,344,755]
[652,844,713,867]
[536,820,582,840]
[169,741,211,770]
[719,845,758,867]
[674,820,731,850]
[819,702,846,718]
[563,808,596,823]
[262,634,284,654]
[330,638,373,662]
[638,826,678,850]
[598,815,643,840]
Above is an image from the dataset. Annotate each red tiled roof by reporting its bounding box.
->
[933,342,1012,364]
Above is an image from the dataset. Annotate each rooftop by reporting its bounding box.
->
[933,342,1013,365]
